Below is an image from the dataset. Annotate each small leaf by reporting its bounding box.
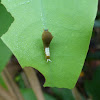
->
[1,0,98,89]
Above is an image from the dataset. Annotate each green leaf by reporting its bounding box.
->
[44,93,56,100]
[0,3,13,72]
[1,0,98,89]
[21,89,37,100]
[0,40,11,72]
[51,88,74,100]
[85,67,100,100]
[21,89,56,100]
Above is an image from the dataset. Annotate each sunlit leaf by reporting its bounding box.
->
[1,0,98,88]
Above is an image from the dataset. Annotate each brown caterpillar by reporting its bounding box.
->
[42,29,53,62]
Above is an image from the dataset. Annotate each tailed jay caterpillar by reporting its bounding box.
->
[42,29,53,62]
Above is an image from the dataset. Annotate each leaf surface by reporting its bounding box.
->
[1,0,98,88]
